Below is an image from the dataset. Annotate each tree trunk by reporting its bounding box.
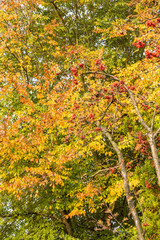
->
[148,133,160,186]
[101,127,145,240]
[60,210,73,236]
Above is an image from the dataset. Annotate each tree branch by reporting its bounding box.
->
[123,86,151,132]
[0,212,62,222]
[82,71,151,132]
[6,46,29,84]
[98,100,113,122]
[50,0,72,45]
[154,127,160,137]
[151,108,157,131]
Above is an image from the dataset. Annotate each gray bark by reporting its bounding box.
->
[148,134,160,186]
[126,89,160,187]
[101,127,145,240]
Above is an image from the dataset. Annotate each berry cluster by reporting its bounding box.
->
[72,103,79,111]
[145,181,151,189]
[141,103,150,111]
[70,62,84,78]
[132,40,145,48]
[145,50,159,59]
[137,132,149,155]
[109,167,115,174]
[94,59,105,70]
[88,113,95,121]
[157,18,160,23]
[70,67,78,77]
[94,127,101,131]
[70,113,76,123]
[65,136,69,143]
[146,20,156,28]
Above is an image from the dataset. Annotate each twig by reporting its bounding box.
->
[154,127,160,137]
[0,212,62,222]
[98,100,113,122]
[151,108,157,131]
[50,0,72,45]
[108,209,137,239]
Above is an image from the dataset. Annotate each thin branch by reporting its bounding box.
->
[6,45,29,84]
[0,212,62,222]
[112,91,119,135]
[154,127,160,137]
[90,168,109,178]
[109,209,137,239]
[151,108,157,131]
[83,71,151,133]
[133,190,146,238]
[123,85,151,132]
[50,0,72,45]
[82,71,119,80]
[75,0,78,45]
[90,164,119,178]
[98,100,113,122]
[133,190,145,222]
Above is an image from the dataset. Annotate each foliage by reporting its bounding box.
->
[0,0,160,240]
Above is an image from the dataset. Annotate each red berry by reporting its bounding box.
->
[112,82,119,87]
[103,88,108,92]
[100,64,105,71]
[145,50,156,59]
[146,20,156,28]
[130,85,135,91]
[73,79,78,85]
[143,222,149,227]
[74,103,79,109]
[89,88,93,92]
[132,40,145,48]
[70,67,78,76]
[95,59,101,65]
[104,96,112,100]
[120,80,125,85]
[145,181,151,189]
[109,168,115,174]
[89,113,94,120]
[94,127,101,131]
[119,86,125,93]
[65,136,69,142]
[156,18,160,23]
[126,163,131,169]
[80,135,85,139]
[155,46,160,57]
[71,113,76,120]
[79,63,84,68]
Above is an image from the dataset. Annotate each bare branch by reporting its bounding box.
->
[6,46,29,84]
[90,164,120,178]
[0,212,62,222]
[90,168,109,178]
[123,86,151,132]
[154,127,160,137]
[151,108,157,131]
[50,1,72,45]
[98,100,113,122]
[108,209,137,239]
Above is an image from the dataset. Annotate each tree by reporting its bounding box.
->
[0,0,160,239]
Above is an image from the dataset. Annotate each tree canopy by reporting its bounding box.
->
[0,0,160,240]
